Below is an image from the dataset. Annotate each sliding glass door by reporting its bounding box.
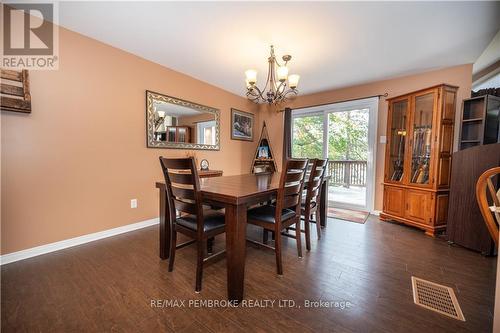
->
[292,113,324,159]
[327,109,369,209]
[291,97,378,212]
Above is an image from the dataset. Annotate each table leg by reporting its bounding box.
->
[159,187,170,260]
[224,203,247,302]
[320,180,329,227]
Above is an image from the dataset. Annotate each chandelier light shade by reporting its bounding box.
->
[245,69,257,85]
[245,45,300,104]
[277,66,289,81]
[288,74,300,89]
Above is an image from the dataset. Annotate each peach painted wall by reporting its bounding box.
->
[1,27,258,254]
[259,64,472,211]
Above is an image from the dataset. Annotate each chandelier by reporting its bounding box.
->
[245,45,300,105]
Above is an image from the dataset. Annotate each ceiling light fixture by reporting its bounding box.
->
[245,45,300,105]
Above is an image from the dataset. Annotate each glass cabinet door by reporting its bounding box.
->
[167,127,176,142]
[409,91,435,186]
[178,128,186,142]
[387,99,408,182]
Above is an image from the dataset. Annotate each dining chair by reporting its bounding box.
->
[301,158,328,251]
[247,158,308,275]
[159,156,226,292]
[476,166,500,248]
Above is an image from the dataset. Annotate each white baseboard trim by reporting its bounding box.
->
[0,217,159,266]
[371,210,381,216]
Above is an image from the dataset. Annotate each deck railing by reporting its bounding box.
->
[327,160,367,188]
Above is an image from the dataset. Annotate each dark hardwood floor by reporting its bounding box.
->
[1,216,496,332]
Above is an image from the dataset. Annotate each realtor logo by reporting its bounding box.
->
[1,2,59,69]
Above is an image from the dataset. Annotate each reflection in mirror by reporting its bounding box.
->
[146,91,220,150]
[153,101,216,145]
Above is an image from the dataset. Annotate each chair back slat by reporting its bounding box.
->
[284,183,302,196]
[309,187,320,199]
[487,177,500,208]
[305,159,328,206]
[161,158,194,170]
[275,158,308,222]
[286,170,305,183]
[309,178,322,192]
[169,172,196,186]
[476,166,500,248]
[173,198,198,215]
[159,157,204,231]
[311,166,324,179]
[314,159,328,169]
[283,194,301,209]
[171,186,196,201]
[287,159,309,170]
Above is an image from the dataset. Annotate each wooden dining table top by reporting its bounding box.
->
[157,173,282,205]
[156,172,331,205]
[200,173,281,203]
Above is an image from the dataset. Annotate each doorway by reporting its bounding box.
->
[291,97,378,212]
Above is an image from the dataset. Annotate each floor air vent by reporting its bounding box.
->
[411,276,465,321]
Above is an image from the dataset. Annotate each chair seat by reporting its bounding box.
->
[248,205,296,224]
[176,211,225,232]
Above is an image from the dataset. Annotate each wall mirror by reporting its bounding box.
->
[146,90,220,150]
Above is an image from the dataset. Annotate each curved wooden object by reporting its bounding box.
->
[475,166,500,247]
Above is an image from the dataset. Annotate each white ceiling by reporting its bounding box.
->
[56,1,500,96]
[153,100,203,117]
[473,29,500,73]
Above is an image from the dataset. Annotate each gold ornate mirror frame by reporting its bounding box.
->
[146,90,220,150]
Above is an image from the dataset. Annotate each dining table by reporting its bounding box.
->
[155,172,330,301]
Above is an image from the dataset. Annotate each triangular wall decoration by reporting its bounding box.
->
[251,121,278,174]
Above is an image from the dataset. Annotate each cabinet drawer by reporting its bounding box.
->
[405,189,432,224]
[383,186,405,217]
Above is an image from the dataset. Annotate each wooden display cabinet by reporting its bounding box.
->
[380,84,458,236]
[165,126,191,143]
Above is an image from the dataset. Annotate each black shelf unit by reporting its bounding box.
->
[458,95,500,150]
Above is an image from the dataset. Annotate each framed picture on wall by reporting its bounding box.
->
[231,108,254,141]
